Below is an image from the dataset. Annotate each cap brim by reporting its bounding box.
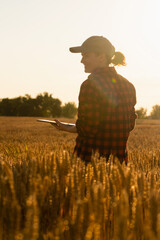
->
[69,46,82,53]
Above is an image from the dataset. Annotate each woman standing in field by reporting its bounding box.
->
[53,36,137,165]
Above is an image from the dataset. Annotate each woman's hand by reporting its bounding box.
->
[51,119,77,133]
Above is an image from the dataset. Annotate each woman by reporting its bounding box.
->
[53,36,137,164]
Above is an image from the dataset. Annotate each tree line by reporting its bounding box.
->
[136,105,160,119]
[0,92,160,119]
[0,92,77,118]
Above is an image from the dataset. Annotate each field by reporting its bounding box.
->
[0,117,160,240]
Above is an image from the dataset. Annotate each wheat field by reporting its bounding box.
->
[0,117,160,240]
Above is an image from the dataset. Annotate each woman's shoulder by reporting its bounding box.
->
[117,74,136,91]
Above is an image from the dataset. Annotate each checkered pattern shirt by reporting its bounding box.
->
[74,67,137,164]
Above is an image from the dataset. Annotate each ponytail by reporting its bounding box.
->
[110,51,126,66]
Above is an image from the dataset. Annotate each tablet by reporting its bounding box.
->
[37,119,75,126]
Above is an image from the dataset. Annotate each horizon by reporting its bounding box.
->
[0,91,158,115]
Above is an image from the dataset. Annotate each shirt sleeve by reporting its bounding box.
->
[76,80,101,137]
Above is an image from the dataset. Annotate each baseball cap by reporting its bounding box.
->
[69,36,115,57]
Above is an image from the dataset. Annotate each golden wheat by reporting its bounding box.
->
[0,117,160,240]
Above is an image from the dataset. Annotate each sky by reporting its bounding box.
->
[0,0,160,113]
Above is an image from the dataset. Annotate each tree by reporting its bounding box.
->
[135,107,147,119]
[62,102,77,118]
[50,98,62,117]
[0,98,13,116]
[19,97,37,116]
[150,105,160,119]
[35,92,62,117]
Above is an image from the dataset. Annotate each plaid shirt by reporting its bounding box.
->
[74,67,137,164]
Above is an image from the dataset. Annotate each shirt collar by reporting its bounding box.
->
[92,66,117,75]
